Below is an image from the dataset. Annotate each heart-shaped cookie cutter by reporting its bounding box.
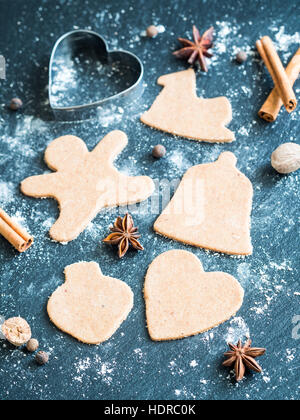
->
[49,30,144,121]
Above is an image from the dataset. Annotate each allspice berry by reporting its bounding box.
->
[146,25,159,38]
[236,51,247,64]
[152,145,166,159]
[9,98,23,111]
[35,351,49,365]
[27,338,39,352]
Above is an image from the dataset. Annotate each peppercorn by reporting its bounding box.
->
[236,51,247,64]
[35,351,49,365]
[146,25,159,38]
[9,98,23,111]
[152,145,166,159]
[26,338,39,352]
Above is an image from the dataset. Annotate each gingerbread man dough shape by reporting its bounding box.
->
[141,68,235,143]
[21,130,155,243]
[48,262,134,344]
[154,152,253,255]
[144,250,244,341]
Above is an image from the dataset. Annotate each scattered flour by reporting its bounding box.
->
[173,386,196,399]
[74,355,116,386]
[0,182,15,205]
[263,375,271,384]
[286,349,296,362]
[168,150,192,172]
[11,211,30,231]
[225,317,250,343]
[271,26,300,60]
[0,315,5,340]
[97,105,124,128]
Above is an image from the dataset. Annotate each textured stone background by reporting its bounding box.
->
[0,0,299,400]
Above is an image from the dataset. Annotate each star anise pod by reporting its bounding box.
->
[103,213,144,258]
[173,25,214,72]
[223,339,266,382]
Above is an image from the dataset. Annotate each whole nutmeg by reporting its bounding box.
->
[271,143,300,174]
[27,338,39,352]
[9,98,23,111]
[146,25,159,38]
[35,351,49,365]
[236,51,247,64]
[152,144,166,159]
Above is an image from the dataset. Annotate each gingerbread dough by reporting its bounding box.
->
[154,152,253,255]
[21,131,155,243]
[141,69,235,143]
[47,262,134,344]
[144,250,244,341]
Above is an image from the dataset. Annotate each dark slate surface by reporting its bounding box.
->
[0,0,299,401]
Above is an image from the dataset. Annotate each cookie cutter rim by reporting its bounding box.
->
[48,29,144,116]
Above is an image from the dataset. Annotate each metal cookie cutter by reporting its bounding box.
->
[49,30,144,121]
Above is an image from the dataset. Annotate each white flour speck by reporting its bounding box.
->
[0,182,15,204]
[225,317,250,343]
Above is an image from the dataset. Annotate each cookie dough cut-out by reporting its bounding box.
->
[47,262,134,344]
[21,130,155,243]
[154,152,253,255]
[144,250,244,341]
[141,69,235,143]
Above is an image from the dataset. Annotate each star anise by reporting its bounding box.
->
[173,25,214,72]
[103,213,144,258]
[223,339,266,382]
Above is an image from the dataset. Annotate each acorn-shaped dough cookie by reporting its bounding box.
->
[47,262,134,344]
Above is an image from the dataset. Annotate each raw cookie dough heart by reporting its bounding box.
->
[154,152,253,255]
[144,250,244,341]
[47,262,134,344]
[21,130,155,243]
[141,68,235,143]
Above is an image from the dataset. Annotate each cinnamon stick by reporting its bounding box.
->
[256,36,297,113]
[0,208,33,252]
[259,48,300,122]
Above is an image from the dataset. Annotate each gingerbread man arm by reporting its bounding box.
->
[90,130,128,164]
[20,173,60,198]
[21,136,89,198]
[110,173,155,207]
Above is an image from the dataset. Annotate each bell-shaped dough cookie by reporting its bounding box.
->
[144,250,244,341]
[47,262,134,344]
[141,69,235,143]
[154,152,253,255]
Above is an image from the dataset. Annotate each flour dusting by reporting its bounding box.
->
[225,317,250,343]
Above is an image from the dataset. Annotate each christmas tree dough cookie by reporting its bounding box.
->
[47,262,134,344]
[154,152,253,255]
[141,68,235,143]
[144,250,244,341]
[21,130,155,243]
